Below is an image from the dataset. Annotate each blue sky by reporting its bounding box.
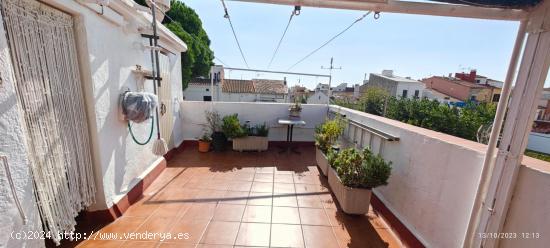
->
[184,0,527,90]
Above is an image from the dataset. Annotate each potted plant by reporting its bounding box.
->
[222,114,247,140]
[328,147,392,214]
[289,101,302,118]
[233,122,269,152]
[198,132,211,152]
[315,116,346,176]
[206,110,226,151]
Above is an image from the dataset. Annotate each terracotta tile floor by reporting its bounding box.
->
[76,145,402,248]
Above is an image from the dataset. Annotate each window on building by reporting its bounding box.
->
[203,96,212,101]
[206,88,209,92]
[492,94,501,102]
[402,90,408,98]
[414,90,420,98]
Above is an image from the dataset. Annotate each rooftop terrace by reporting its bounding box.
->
[74,145,401,248]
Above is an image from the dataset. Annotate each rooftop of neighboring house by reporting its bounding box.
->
[221,78,288,95]
[253,79,288,95]
[371,70,422,84]
[425,76,491,89]
[424,88,462,102]
[189,78,213,86]
[221,79,255,93]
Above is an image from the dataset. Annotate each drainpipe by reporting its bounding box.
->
[464,20,527,248]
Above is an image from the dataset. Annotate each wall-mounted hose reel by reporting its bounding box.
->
[120,91,158,123]
[120,91,158,146]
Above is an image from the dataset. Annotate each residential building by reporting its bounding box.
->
[363,70,426,99]
[423,88,462,105]
[183,65,224,101]
[184,66,288,102]
[536,88,550,121]
[184,78,218,101]
[218,78,288,102]
[332,82,348,92]
[454,69,503,102]
[307,90,330,104]
[330,82,360,100]
[289,85,310,103]
[422,75,500,103]
[315,83,330,93]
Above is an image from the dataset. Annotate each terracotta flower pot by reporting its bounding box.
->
[328,167,372,215]
[316,147,329,176]
[198,140,211,153]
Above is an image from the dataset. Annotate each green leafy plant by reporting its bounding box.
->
[331,147,392,189]
[254,123,269,137]
[314,116,346,153]
[199,131,211,142]
[334,88,497,142]
[222,114,247,139]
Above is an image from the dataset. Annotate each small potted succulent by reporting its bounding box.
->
[288,101,302,118]
[198,132,211,153]
[206,110,226,151]
[314,116,346,176]
[328,147,392,214]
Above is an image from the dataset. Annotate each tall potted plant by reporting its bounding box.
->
[328,147,392,214]
[315,116,345,176]
[206,110,226,151]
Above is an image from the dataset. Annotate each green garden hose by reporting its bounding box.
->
[128,116,154,145]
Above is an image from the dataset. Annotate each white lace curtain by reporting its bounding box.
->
[1,0,96,245]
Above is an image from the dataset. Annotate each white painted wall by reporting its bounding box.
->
[183,84,215,101]
[500,157,550,248]
[217,92,288,103]
[42,1,186,210]
[396,81,426,99]
[330,105,486,248]
[0,13,43,248]
[180,101,327,142]
[218,92,259,103]
[527,132,550,154]
[307,91,329,104]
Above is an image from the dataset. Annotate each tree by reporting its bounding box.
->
[359,87,390,116]
[338,88,497,142]
[134,0,214,90]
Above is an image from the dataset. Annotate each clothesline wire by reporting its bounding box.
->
[286,11,372,72]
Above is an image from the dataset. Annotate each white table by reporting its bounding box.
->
[278,119,306,154]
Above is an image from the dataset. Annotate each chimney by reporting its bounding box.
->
[382,70,394,77]
[470,69,477,79]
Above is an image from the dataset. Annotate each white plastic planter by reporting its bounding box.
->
[316,147,329,176]
[232,136,268,152]
[328,167,372,215]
